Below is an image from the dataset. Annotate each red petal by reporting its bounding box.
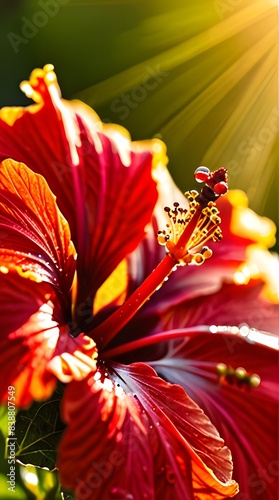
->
[0,269,60,407]
[0,158,76,307]
[161,280,279,335]
[81,128,157,297]
[0,66,158,302]
[150,332,279,499]
[0,269,97,408]
[58,362,238,499]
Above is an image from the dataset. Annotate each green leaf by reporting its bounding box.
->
[10,387,65,471]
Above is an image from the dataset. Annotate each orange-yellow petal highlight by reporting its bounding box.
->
[234,245,279,303]
[0,265,97,408]
[47,334,97,384]
[227,190,276,248]
[93,259,128,315]
[0,158,77,299]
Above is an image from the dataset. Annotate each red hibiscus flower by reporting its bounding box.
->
[0,65,277,499]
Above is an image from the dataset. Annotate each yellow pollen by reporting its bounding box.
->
[216,363,227,375]
[157,190,222,265]
[235,367,247,378]
[216,363,261,389]
[250,374,261,388]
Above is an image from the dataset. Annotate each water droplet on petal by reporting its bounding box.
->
[194,166,210,183]
[116,431,123,443]
[213,181,228,195]
[166,469,176,484]
[210,325,218,333]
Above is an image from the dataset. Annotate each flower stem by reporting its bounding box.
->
[102,326,210,359]
[91,209,202,351]
[91,253,176,350]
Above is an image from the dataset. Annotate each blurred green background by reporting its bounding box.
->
[0,0,278,497]
[0,0,277,224]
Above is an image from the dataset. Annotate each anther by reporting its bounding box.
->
[157,167,228,265]
[196,167,228,207]
[214,181,228,195]
[216,364,261,390]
